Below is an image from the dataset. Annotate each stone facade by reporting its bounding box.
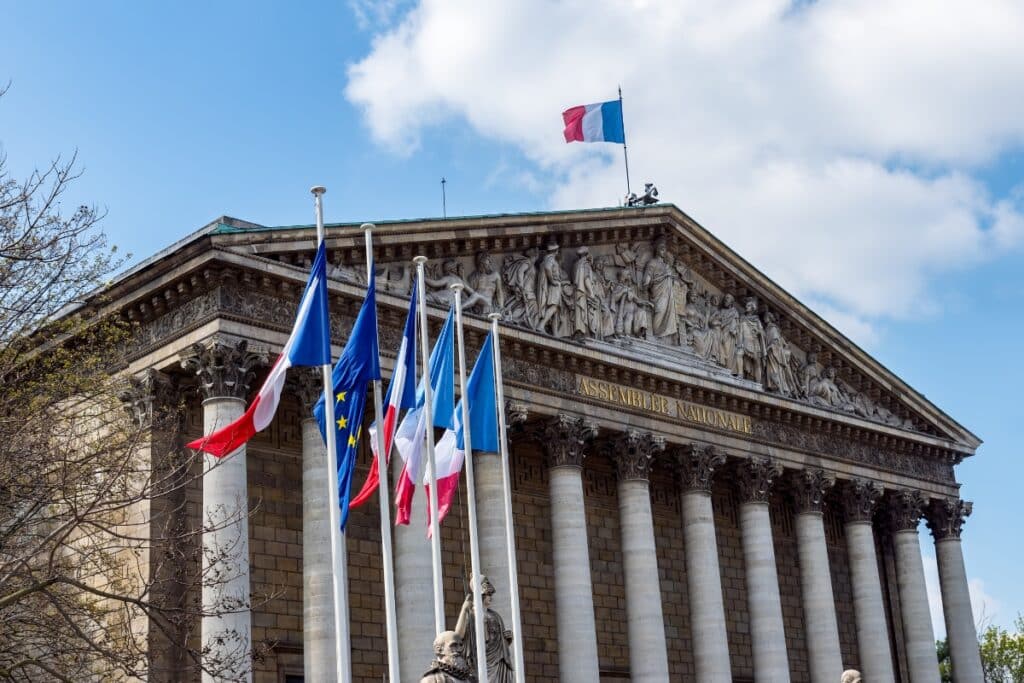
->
[95,206,982,682]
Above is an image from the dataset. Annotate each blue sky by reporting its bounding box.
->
[3,0,1022,635]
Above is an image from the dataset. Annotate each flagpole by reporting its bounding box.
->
[363,223,401,683]
[487,313,526,683]
[619,86,631,198]
[413,255,445,634]
[311,186,351,683]
[450,283,488,683]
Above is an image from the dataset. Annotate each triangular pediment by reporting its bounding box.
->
[103,207,980,457]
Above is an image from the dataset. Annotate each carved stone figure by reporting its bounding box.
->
[591,255,617,338]
[571,247,602,339]
[626,182,659,207]
[535,244,571,337]
[642,237,680,343]
[456,576,513,683]
[763,311,799,396]
[712,294,741,375]
[501,247,539,328]
[808,367,853,411]
[736,297,767,382]
[426,260,486,310]
[682,290,715,359]
[420,631,475,683]
[468,251,505,315]
[798,351,822,399]
[610,269,647,338]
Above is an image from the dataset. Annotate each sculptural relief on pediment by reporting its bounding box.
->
[318,233,920,432]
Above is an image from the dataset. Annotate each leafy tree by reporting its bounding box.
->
[936,615,1024,683]
[979,615,1024,682]
[0,87,246,681]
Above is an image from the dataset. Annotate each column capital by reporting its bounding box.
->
[792,467,836,514]
[886,489,926,532]
[840,478,883,523]
[506,400,529,428]
[539,414,597,469]
[118,368,179,429]
[926,498,973,541]
[179,337,268,401]
[736,456,782,504]
[289,367,323,415]
[673,443,726,493]
[607,430,665,482]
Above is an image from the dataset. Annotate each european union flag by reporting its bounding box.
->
[314,273,381,531]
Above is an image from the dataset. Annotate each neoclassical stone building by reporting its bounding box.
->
[114,205,982,682]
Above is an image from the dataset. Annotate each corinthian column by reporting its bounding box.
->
[291,370,336,681]
[791,468,843,683]
[737,457,790,682]
[887,490,940,683]
[674,443,731,683]
[609,430,670,682]
[181,338,265,683]
[840,478,895,682]
[540,414,600,683]
[926,499,983,683]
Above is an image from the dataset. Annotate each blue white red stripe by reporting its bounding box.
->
[562,99,625,144]
[349,281,419,509]
[187,243,332,457]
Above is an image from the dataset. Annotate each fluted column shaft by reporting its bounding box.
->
[928,499,983,683]
[842,479,895,682]
[542,416,600,683]
[611,431,670,682]
[676,444,731,683]
[793,469,843,683]
[738,458,790,682]
[301,417,336,679]
[888,491,940,683]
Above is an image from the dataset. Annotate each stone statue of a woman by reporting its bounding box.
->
[455,576,514,683]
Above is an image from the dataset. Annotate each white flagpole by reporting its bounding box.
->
[487,313,526,683]
[450,283,488,683]
[363,224,401,683]
[311,186,351,683]
[414,255,445,634]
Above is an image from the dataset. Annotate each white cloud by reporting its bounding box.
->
[345,0,1024,341]
[923,551,1002,638]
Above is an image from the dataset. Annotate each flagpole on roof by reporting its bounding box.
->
[487,313,527,682]
[450,283,489,683]
[364,223,402,683]
[619,85,632,199]
[311,186,352,683]
[414,255,446,634]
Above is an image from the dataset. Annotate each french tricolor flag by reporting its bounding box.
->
[562,99,625,144]
[348,281,419,509]
[394,310,455,525]
[426,329,498,533]
[187,243,332,457]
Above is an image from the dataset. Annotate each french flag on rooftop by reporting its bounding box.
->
[187,243,332,457]
[562,99,625,144]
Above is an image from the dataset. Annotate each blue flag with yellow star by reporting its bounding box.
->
[314,273,381,530]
